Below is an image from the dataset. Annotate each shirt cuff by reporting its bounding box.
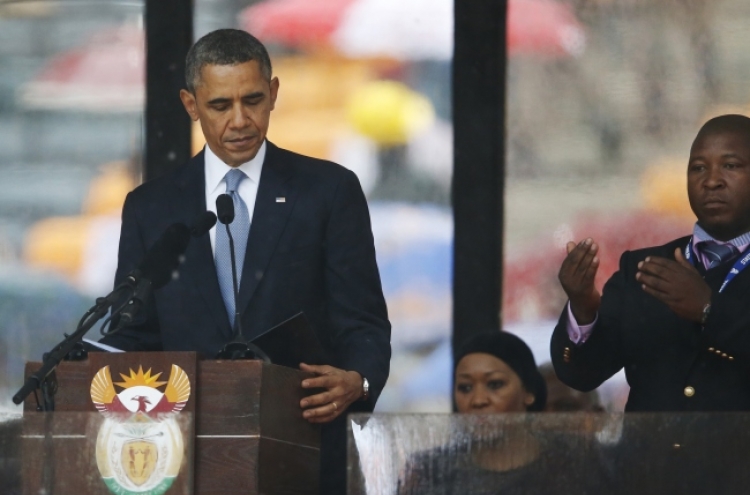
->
[566,301,597,345]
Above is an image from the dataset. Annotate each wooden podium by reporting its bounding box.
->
[22,352,320,495]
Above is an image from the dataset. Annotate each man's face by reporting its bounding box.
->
[688,130,750,241]
[180,61,279,167]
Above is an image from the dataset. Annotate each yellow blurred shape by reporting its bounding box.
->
[25,163,134,278]
[82,161,136,215]
[640,158,693,218]
[273,55,375,111]
[347,80,435,146]
[0,1,57,18]
[24,216,91,279]
[270,109,350,160]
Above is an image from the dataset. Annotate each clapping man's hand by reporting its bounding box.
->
[558,238,601,325]
[636,248,711,323]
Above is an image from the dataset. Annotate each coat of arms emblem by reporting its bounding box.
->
[90,364,191,495]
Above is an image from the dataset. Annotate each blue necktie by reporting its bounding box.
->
[215,169,250,328]
[701,242,738,270]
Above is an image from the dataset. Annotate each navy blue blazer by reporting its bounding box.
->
[101,142,391,410]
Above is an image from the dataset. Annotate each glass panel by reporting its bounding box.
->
[0,414,21,493]
[0,412,193,494]
[348,413,750,495]
[0,1,144,410]
[504,0,750,411]
[194,0,453,411]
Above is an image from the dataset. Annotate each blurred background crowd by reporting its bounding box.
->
[1,0,750,413]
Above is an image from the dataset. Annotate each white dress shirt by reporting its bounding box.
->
[204,141,265,254]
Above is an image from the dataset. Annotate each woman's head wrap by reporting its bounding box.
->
[455,331,547,412]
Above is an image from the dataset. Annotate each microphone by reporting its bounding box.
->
[16,211,217,408]
[137,223,192,289]
[216,194,241,333]
[216,193,235,225]
[116,277,152,328]
[214,194,270,362]
[121,211,215,291]
[191,211,217,237]
[113,211,214,331]
[114,223,191,329]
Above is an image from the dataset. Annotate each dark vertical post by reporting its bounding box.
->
[144,0,193,182]
[452,0,507,355]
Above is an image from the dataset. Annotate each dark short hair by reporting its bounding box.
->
[185,29,272,93]
[454,331,547,412]
[695,114,750,143]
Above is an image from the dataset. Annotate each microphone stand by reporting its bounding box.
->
[215,197,270,362]
[15,218,201,406]
[227,221,241,337]
[12,283,133,407]
[14,287,130,495]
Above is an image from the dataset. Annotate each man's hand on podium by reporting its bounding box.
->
[299,363,363,424]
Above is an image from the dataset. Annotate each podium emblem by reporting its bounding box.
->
[120,439,158,485]
[91,364,191,495]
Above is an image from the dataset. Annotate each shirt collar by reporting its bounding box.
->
[204,141,266,195]
[693,223,750,250]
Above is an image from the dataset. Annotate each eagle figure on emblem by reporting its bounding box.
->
[90,364,191,418]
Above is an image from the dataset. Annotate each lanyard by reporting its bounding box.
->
[684,237,750,293]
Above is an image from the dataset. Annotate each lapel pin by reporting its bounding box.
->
[276,197,286,203]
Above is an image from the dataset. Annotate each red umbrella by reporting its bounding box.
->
[238,0,356,47]
[239,0,585,60]
[19,25,144,112]
[508,0,586,57]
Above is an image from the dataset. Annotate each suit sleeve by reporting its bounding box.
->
[323,169,391,411]
[98,191,163,352]
[551,251,630,392]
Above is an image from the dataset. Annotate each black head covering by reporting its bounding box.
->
[454,331,547,412]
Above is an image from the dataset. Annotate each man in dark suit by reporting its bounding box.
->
[552,114,750,411]
[101,29,391,494]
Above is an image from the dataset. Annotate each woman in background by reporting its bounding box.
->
[398,330,608,495]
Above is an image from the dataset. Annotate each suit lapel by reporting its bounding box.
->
[237,142,295,316]
[172,152,233,337]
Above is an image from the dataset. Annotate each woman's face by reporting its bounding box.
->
[454,353,535,413]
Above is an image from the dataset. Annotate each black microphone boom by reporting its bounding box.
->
[114,212,216,330]
[137,223,191,290]
[214,194,270,362]
[106,222,190,333]
[118,213,215,326]
[13,212,215,406]
[191,211,217,237]
[116,278,152,327]
[122,212,213,293]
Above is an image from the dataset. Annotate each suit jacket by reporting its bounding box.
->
[551,236,750,412]
[102,142,391,494]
